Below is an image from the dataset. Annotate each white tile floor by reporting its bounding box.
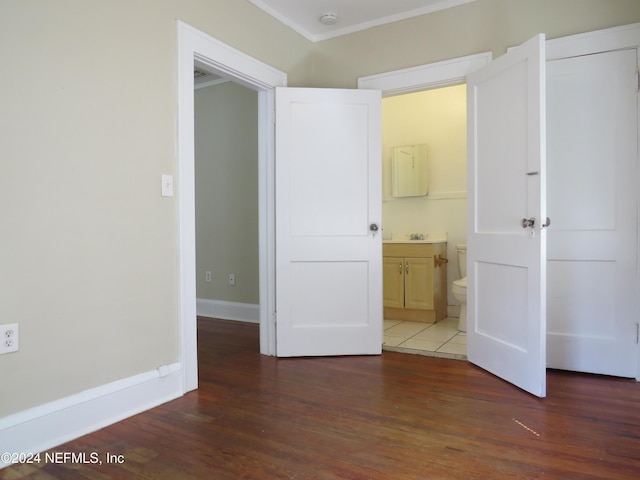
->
[383,317,467,359]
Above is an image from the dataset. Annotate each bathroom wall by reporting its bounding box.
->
[194,82,260,308]
[382,84,467,308]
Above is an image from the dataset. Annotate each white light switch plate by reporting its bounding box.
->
[161,174,174,197]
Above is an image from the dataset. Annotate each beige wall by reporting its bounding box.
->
[195,82,259,305]
[0,0,311,417]
[1,0,639,418]
[311,0,640,88]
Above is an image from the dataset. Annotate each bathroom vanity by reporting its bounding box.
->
[383,234,448,323]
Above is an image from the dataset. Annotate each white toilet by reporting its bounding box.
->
[451,244,467,332]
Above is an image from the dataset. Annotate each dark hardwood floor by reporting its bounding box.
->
[3,318,640,479]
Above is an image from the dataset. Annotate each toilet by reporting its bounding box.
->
[451,244,467,332]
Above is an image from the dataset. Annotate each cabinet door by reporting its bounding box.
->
[383,257,405,308]
[404,257,434,310]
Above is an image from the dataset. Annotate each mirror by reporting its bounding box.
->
[391,144,428,197]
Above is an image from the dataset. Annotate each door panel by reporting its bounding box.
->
[289,102,369,237]
[275,87,382,357]
[474,64,530,234]
[383,257,404,309]
[546,48,638,377]
[404,257,434,310]
[467,35,547,397]
[290,261,369,327]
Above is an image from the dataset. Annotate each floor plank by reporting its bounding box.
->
[2,318,640,479]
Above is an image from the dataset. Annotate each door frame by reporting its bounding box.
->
[177,21,286,392]
[358,52,492,96]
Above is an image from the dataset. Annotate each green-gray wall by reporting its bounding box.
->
[195,82,259,305]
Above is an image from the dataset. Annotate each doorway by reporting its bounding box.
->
[177,21,286,392]
[380,84,468,359]
[193,79,260,330]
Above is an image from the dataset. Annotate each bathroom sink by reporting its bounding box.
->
[384,232,447,244]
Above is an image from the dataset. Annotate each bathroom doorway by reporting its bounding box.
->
[380,85,468,359]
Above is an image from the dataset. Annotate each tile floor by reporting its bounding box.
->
[383,317,467,360]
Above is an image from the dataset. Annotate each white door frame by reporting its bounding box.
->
[358,52,492,95]
[177,21,286,392]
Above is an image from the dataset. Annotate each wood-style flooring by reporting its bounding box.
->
[2,318,640,479]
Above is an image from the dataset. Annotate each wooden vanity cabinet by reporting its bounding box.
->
[383,242,447,322]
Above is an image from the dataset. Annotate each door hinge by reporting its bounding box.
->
[636,323,639,344]
[637,71,640,92]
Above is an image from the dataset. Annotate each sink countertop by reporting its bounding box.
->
[383,232,447,244]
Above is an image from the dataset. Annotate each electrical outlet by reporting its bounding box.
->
[0,323,19,354]
[205,271,212,282]
[228,273,236,286]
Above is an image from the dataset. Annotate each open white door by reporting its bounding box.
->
[467,35,547,397]
[275,87,383,357]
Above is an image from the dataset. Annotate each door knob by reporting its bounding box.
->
[542,217,551,228]
[521,217,535,228]
[369,223,379,236]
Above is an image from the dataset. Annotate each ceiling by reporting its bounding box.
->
[248,0,476,42]
[194,0,475,83]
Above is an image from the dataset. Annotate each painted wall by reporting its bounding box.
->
[2,0,640,421]
[0,0,311,418]
[311,0,640,88]
[195,82,259,306]
[382,85,467,307]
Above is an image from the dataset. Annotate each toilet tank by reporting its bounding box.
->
[456,244,467,278]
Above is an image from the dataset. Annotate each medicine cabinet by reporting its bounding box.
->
[391,144,428,197]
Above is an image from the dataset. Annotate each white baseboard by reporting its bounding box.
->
[197,298,259,323]
[0,363,182,468]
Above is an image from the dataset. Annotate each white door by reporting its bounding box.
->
[275,87,383,357]
[546,48,639,377]
[467,35,547,397]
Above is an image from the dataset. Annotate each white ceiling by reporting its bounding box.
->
[249,0,476,42]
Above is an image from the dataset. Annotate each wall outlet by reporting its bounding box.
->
[228,273,236,286]
[0,323,19,354]
[205,271,212,282]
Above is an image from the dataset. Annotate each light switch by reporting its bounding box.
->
[161,174,174,197]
